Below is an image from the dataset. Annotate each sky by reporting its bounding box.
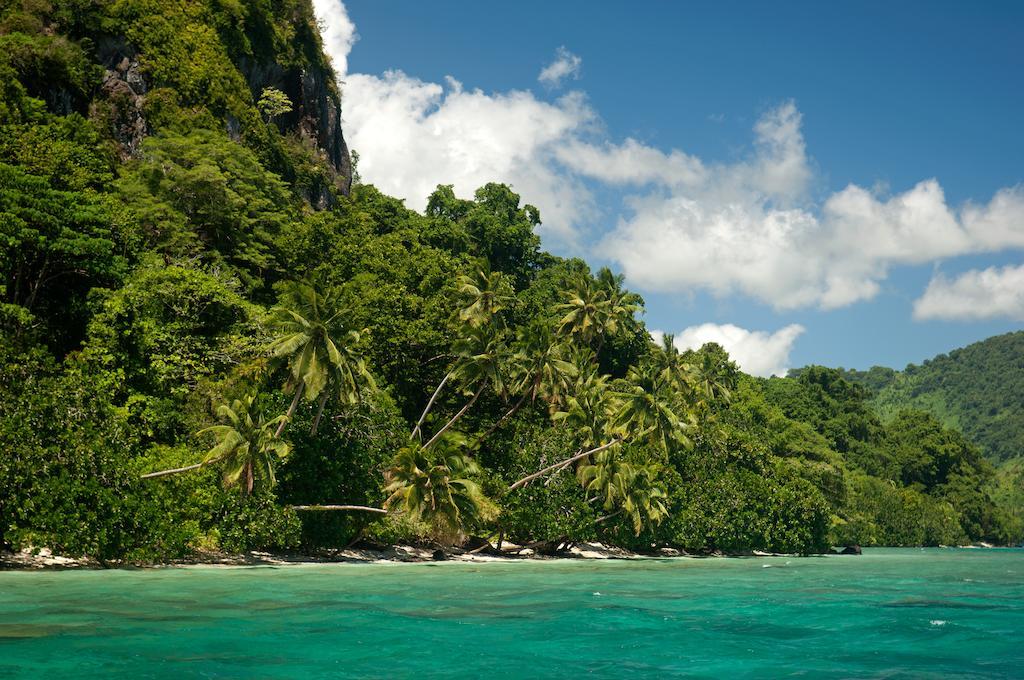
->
[312,0,1024,376]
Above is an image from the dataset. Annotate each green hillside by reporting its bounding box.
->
[838,331,1024,463]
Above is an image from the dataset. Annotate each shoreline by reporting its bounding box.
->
[1,542,845,570]
[5,541,1011,571]
[4,540,1011,569]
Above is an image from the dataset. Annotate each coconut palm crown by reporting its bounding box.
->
[199,394,290,496]
[266,280,375,434]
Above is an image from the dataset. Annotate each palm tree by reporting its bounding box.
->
[457,262,514,328]
[614,364,690,457]
[580,453,668,535]
[689,348,734,406]
[140,395,291,493]
[507,367,623,491]
[652,333,695,398]
[555,274,609,346]
[384,435,497,542]
[474,322,577,445]
[411,266,511,442]
[140,395,289,490]
[266,280,375,435]
[421,324,510,449]
[594,267,642,347]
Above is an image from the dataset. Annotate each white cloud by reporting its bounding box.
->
[600,105,1024,310]
[313,0,357,76]
[538,47,582,88]
[654,323,805,377]
[341,71,598,242]
[313,1,1024,312]
[913,264,1024,321]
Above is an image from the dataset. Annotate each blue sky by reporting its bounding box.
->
[315,1,1024,375]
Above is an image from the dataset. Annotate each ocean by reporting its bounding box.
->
[1,548,1021,678]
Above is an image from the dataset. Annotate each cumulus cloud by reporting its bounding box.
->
[311,2,596,242]
[313,1,1024,311]
[313,0,357,76]
[341,72,598,241]
[913,264,1024,321]
[538,47,582,88]
[653,323,805,377]
[600,104,1024,310]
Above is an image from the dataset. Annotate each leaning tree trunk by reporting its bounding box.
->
[473,390,529,448]
[412,372,451,440]
[276,383,305,437]
[422,383,485,450]
[507,439,622,491]
[310,390,330,435]
[140,462,205,479]
[290,505,388,514]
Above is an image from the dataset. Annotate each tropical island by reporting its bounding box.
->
[1,0,1021,569]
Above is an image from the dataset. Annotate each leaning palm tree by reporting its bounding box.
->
[142,395,289,494]
[384,434,497,542]
[266,280,375,435]
[411,269,511,441]
[474,322,577,446]
[581,453,668,535]
[420,324,511,449]
[199,395,290,496]
[507,368,624,491]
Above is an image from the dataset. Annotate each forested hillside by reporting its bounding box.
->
[1,0,1018,562]
[834,332,1024,542]
[837,332,1024,463]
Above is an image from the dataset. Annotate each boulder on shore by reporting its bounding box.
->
[840,545,862,555]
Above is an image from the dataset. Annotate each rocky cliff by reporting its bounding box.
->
[1,0,352,204]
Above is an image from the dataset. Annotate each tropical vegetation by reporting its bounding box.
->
[0,0,1018,563]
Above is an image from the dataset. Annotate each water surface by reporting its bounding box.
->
[1,548,1022,678]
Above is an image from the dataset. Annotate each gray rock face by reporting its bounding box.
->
[240,56,353,206]
[92,39,149,160]
[98,55,148,160]
[91,37,352,204]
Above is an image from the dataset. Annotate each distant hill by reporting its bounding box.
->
[832,331,1024,463]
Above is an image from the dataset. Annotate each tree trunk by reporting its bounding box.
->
[473,391,529,448]
[140,462,205,479]
[423,383,484,450]
[290,505,388,514]
[412,371,450,440]
[310,390,329,435]
[507,439,622,491]
[276,382,305,437]
[595,509,624,524]
[244,461,254,496]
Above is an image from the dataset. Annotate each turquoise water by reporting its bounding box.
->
[1,549,1022,678]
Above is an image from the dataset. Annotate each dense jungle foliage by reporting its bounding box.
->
[1,0,1019,562]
